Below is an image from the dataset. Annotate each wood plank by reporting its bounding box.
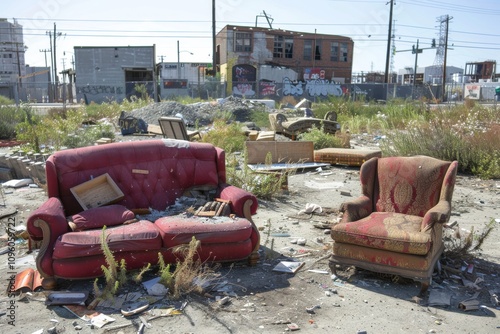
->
[147,124,163,135]
[246,141,314,164]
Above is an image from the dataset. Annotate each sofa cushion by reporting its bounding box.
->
[53,220,162,259]
[331,212,431,255]
[69,205,136,231]
[155,216,253,247]
[332,242,433,271]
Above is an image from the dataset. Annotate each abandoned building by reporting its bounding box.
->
[215,24,354,99]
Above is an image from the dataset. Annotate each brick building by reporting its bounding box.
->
[216,25,353,98]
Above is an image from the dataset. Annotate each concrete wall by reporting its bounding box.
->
[74,46,155,103]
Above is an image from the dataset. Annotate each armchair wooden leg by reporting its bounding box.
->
[248,250,260,266]
[419,281,430,297]
[42,277,57,290]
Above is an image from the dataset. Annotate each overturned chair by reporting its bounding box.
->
[330,155,458,294]
[269,111,340,140]
[158,116,201,141]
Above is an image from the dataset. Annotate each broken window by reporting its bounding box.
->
[235,32,252,52]
[274,36,294,59]
[330,42,339,61]
[285,38,294,58]
[303,39,312,61]
[340,42,348,62]
[273,35,284,58]
[315,40,322,61]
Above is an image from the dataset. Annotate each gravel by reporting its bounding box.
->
[125,96,276,127]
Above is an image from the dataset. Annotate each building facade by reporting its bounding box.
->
[158,61,211,98]
[74,45,156,103]
[0,18,26,99]
[216,25,353,99]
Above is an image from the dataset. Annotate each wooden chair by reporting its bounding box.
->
[158,117,201,141]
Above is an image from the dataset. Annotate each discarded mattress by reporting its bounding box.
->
[314,148,382,166]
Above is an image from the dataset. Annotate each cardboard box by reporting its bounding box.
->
[246,141,314,164]
[70,173,124,210]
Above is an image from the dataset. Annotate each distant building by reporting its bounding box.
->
[216,25,353,99]
[74,45,156,103]
[397,65,463,85]
[464,60,496,82]
[0,18,26,99]
[158,62,211,98]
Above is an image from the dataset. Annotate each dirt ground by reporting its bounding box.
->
[0,141,499,334]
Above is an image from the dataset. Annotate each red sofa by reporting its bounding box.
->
[27,139,259,289]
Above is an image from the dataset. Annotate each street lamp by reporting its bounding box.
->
[177,40,193,80]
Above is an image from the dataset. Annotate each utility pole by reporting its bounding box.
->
[39,49,50,68]
[177,40,181,80]
[46,31,54,102]
[53,23,58,95]
[441,15,452,102]
[395,39,435,99]
[212,0,216,76]
[384,0,394,84]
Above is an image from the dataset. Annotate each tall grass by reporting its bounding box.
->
[381,107,500,178]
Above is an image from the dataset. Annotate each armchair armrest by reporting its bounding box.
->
[339,195,372,223]
[217,183,258,221]
[27,197,70,279]
[217,183,260,266]
[421,200,451,232]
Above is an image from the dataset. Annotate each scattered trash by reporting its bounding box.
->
[148,283,169,296]
[490,290,500,306]
[217,296,231,306]
[307,269,329,274]
[121,300,149,316]
[287,323,300,331]
[428,290,452,307]
[2,178,33,188]
[297,203,322,215]
[12,268,43,294]
[90,313,116,328]
[296,238,307,246]
[305,304,321,314]
[272,261,305,274]
[45,291,88,306]
[458,296,480,311]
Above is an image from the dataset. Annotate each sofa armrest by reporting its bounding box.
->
[339,195,372,223]
[217,183,258,221]
[27,197,70,279]
[421,200,451,232]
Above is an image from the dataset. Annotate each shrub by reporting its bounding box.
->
[201,119,246,154]
[0,105,22,140]
[226,151,291,200]
[298,126,343,150]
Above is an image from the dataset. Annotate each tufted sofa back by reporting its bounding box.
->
[45,139,226,215]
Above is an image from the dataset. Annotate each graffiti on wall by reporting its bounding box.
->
[304,68,325,80]
[305,79,343,97]
[232,64,256,97]
[77,85,124,95]
[281,77,342,97]
[259,80,276,96]
[282,77,303,96]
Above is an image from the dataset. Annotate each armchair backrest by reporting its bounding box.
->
[360,156,457,217]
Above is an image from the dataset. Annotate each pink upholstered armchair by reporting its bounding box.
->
[330,155,458,294]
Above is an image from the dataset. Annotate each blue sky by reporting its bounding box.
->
[4,0,500,75]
